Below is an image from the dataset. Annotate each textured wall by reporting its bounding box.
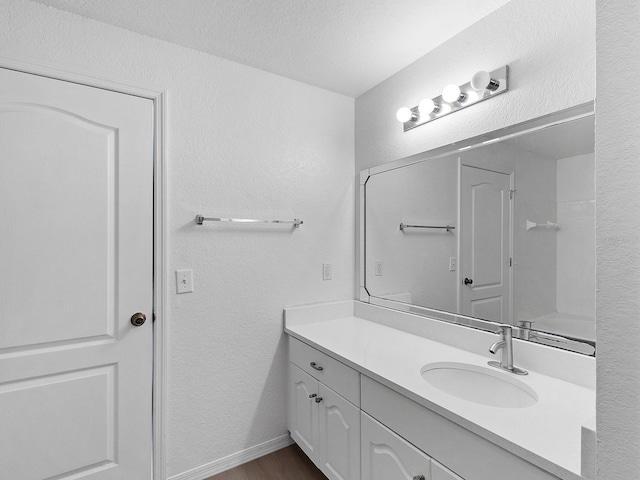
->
[0,0,354,477]
[354,0,595,293]
[596,2,640,478]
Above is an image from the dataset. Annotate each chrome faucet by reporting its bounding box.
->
[488,325,528,375]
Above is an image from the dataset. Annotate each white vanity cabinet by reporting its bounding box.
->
[287,334,561,480]
[289,365,319,458]
[361,376,560,480]
[361,411,432,480]
[361,411,464,480]
[288,338,361,480]
[431,461,465,480]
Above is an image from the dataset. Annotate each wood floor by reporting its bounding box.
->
[206,444,327,480]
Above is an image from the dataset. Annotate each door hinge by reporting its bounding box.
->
[509,258,513,267]
[152,311,156,322]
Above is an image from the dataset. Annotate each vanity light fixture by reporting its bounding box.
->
[442,84,465,103]
[471,70,501,91]
[396,106,417,123]
[418,98,440,115]
[396,65,509,132]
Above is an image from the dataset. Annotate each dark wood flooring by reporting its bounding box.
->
[206,444,327,480]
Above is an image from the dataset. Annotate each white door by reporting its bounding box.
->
[317,383,360,480]
[361,412,431,480]
[460,165,511,323]
[0,68,153,479]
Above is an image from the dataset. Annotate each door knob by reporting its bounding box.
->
[464,277,473,285]
[130,312,147,326]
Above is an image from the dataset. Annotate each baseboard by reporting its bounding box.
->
[168,434,295,480]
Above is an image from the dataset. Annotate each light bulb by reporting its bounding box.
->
[471,70,500,91]
[442,84,465,103]
[396,107,415,123]
[418,98,439,115]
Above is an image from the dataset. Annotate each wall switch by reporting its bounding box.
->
[449,257,456,272]
[323,263,332,281]
[176,269,193,294]
[375,261,383,276]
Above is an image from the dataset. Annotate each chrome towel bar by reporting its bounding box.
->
[196,215,303,228]
[399,223,455,232]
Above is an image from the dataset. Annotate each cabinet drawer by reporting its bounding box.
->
[361,412,431,480]
[432,460,464,480]
[290,337,360,406]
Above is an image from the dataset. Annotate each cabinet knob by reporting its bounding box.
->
[314,397,323,403]
[310,362,324,371]
[309,393,317,399]
[413,476,425,480]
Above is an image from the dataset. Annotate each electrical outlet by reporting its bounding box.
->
[176,269,193,294]
[323,263,332,281]
[449,257,456,272]
[375,261,383,276]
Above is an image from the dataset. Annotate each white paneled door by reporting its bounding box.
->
[0,68,153,479]
[460,165,512,324]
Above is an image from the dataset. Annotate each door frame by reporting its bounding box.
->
[0,54,169,480]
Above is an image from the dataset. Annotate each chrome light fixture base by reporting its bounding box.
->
[401,65,509,132]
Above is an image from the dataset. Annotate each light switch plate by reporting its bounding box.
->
[176,269,193,294]
[323,263,332,281]
[375,261,383,276]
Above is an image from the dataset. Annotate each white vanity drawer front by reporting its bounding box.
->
[361,412,431,480]
[432,460,464,480]
[290,337,360,406]
[361,376,560,480]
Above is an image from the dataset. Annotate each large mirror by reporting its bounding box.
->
[361,106,595,355]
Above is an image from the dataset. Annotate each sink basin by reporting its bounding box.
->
[420,362,538,408]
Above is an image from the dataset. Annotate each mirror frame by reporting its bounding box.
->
[359,102,596,356]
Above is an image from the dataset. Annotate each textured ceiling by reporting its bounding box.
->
[31,0,511,97]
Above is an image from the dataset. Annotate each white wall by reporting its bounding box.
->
[596,2,640,478]
[0,1,355,477]
[556,153,595,319]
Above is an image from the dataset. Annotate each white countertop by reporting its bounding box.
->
[284,303,594,480]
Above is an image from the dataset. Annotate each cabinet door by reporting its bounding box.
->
[432,460,464,480]
[317,383,360,480]
[361,412,431,480]
[289,364,319,460]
